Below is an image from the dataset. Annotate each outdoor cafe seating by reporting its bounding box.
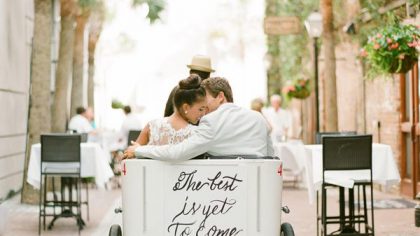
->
[318,135,375,236]
[38,134,84,235]
[27,133,115,234]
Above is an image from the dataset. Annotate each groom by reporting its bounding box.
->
[124,77,273,161]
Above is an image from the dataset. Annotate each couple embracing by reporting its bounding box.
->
[124,57,273,161]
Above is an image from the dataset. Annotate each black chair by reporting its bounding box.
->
[80,133,88,143]
[39,134,83,235]
[315,131,357,233]
[74,132,90,219]
[315,131,357,144]
[127,130,141,147]
[67,131,89,218]
[319,135,374,236]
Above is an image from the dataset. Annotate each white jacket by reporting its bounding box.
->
[135,103,274,162]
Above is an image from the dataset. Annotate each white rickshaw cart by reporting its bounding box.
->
[109,156,295,236]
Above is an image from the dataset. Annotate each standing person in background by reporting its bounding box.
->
[120,105,143,147]
[263,94,292,142]
[164,55,215,117]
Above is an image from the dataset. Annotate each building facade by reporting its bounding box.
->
[0,0,34,200]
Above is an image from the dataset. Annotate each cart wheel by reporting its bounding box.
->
[109,224,122,236]
[280,222,295,236]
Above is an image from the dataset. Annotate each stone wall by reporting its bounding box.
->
[0,0,33,200]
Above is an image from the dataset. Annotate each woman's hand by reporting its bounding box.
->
[123,141,140,159]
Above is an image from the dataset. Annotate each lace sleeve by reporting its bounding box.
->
[147,119,194,145]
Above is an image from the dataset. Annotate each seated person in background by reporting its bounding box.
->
[135,74,207,146]
[68,107,96,135]
[120,105,143,147]
[124,77,274,162]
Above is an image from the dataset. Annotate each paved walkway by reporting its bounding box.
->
[1,188,122,236]
[282,187,420,236]
[1,185,419,235]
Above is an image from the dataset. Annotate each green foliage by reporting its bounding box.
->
[361,23,420,77]
[265,0,282,98]
[282,78,311,100]
[133,0,165,23]
[278,0,319,84]
[354,1,420,78]
[78,0,98,9]
[355,1,408,46]
[111,99,125,109]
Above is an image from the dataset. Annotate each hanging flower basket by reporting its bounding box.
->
[282,79,311,100]
[387,56,417,74]
[360,23,420,77]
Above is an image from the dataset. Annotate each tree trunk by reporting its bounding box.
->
[87,38,95,110]
[320,0,338,131]
[265,0,281,100]
[52,0,76,133]
[345,0,365,134]
[70,13,89,117]
[21,0,52,204]
[87,1,105,109]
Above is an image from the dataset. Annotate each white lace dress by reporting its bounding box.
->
[147,118,195,145]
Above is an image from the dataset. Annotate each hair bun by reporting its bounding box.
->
[178,74,202,90]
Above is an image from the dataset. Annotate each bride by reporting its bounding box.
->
[128,74,207,150]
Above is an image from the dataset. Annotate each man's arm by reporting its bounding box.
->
[134,118,214,162]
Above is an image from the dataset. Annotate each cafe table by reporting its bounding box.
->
[27,142,114,189]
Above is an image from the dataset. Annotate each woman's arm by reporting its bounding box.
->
[136,123,150,145]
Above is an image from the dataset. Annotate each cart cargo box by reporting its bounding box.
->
[112,158,294,236]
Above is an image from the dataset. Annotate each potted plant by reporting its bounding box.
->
[282,78,311,99]
[360,23,420,77]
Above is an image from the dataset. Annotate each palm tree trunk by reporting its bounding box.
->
[321,0,338,131]
[70,13,89,117]
[87,31,101,109]
[52,0,76,133]
[265,0,281,99]
[87,1,105,109]
[21,0,52,204]
[87,41,95,109]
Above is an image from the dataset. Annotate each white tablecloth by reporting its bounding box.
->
[27,143,114,189]
[305,143,401,204]
[273,140,307,181]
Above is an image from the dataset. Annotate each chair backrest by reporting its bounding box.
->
[79,133,88,143]
[127,130,141,146]
[322,134,372,171]
[315,131,357,144]
[41,134,81,163]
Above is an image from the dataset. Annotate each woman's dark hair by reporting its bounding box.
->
[173,74,206,112]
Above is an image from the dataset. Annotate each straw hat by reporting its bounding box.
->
[187,55,215,72]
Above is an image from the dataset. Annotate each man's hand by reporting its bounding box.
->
[123,141,140,159]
